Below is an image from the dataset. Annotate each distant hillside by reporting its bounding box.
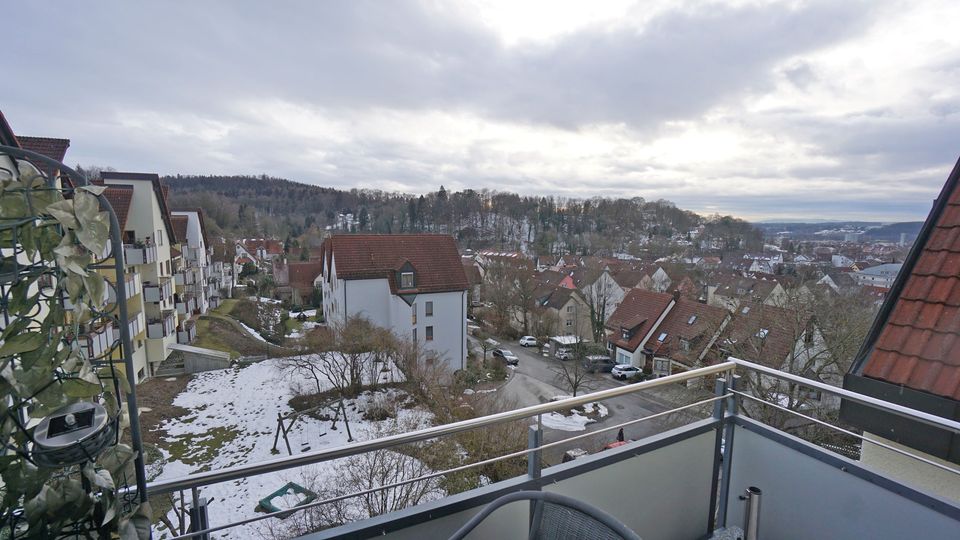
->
[162,174,763,257]
[755,221,922,242]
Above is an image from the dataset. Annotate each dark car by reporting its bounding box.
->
[492,348,519,365]
[583,355,616,373]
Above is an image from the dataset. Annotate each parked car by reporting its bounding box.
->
[492,348,519,365]
[611,364,641,380]
[555,347,574,360]
[519,336,538,347]
[584,355,616,373]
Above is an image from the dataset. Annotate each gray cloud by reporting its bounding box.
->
[1,0,956,222]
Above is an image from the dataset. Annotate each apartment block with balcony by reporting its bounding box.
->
[172,210,215,316]
[101,172,181,382]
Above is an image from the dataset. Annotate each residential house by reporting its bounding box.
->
[646,299,730,379]
[850,263,902,289]
[532,285,591,339]
[832,254,855,268]
[102,172,180,382]
[273,259,324,305]
[236,238,283,268]
[605,289,676,368]
[716,301,835,409]
[575,267,626,325]
[841,159,960,502]
[171,210,216,343]
[319,234,469,372]
[707,275,787,312]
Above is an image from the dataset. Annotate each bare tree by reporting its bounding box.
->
[552,340,597,397]
[581,266,619,342]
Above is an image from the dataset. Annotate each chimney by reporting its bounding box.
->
[672,289,680,302]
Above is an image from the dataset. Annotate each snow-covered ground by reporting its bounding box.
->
[541,401,609,432]
[287,321,323,339]
[151,358,428,538]
[248,296,282,305]
[238,321,269,343]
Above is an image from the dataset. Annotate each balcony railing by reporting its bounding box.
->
[128,311,145,339]
[146,312,175,339]
[139,359,960,539]
[143,278,173,304]
[123,243,157,266]
[176,295,197,317]
[76,322,115,360]
[177,320,197,344]
[174,269,197,286]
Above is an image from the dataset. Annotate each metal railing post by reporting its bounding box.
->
[707,376,729,536]
[717,373,740,528]
[527,419,542,480]
[188,487,209,540]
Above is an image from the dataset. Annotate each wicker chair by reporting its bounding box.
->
[448,490,642,540]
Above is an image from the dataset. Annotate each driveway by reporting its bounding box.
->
[470,336,714,465]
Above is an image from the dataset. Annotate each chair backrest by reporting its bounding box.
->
[448,490,642,540]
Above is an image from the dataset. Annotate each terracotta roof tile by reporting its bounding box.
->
[102,186,133,230]
[647,299,728,366]
[17,136,70,181]
[717,302,803,368]
[860,159,960,400]
[324,234,468,294]
[288,261,324,294]
[171,215,189,246]
[605,289,673,352]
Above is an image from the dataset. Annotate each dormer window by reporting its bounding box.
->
[687,315,697,325]
[621,329,630,340]
[657,332,668,342]
[741,306,751,314]
[400,271,414,289]
[756,328,769,339]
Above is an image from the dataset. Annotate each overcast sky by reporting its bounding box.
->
[4,0,960,222]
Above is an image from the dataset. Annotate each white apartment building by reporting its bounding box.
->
[319,234,469,372]
[102,172,179,382]
[851,263,902,289]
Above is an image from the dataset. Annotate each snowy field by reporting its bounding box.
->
[151,358,429,538]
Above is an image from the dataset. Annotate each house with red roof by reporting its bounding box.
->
[646,299,729,378]
[605,289,676,368]
[841,156,960,501]
[319,234,469,371]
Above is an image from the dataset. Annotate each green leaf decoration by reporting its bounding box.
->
[77,184,107,196]
[46,199,79,229]
[0,332,46,356]
[61,378,102,398]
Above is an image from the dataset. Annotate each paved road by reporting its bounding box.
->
[471,337,713,465]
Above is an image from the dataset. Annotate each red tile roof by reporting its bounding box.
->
[322,234,468,294]
[101,172,177,243]
[171,215,189,246]
[719,302,804,368]
[648,299,729,367]
[859,159,960,400]
[102,186,134,230]
[288,261,325,295]
[17,136,70,183]
[605,289,674,352]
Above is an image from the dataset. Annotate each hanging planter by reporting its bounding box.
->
[31,402,115,468]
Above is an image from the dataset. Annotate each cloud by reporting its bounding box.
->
[1,0,958,222]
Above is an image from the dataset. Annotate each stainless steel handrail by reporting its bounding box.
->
[729,358,960,435]
[143,361,738,496]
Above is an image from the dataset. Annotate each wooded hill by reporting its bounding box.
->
[162,174,762,257]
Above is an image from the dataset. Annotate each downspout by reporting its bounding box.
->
[461,290,467,371]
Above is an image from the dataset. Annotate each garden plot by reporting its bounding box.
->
[151,357,429,538]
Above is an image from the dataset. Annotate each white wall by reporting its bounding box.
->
[860,433,960,503]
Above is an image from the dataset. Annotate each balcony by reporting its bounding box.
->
[177,320,197,344]
[174,268,197,286]
[176,294,197,317]
[143,278,173,304]
[123,243,157,266]
[76,322,115,360]
[128,311,145,339]
[106,271,141,304]
[146,312,175,339]
[141,359,960,539]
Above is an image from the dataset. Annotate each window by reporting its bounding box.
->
[426,326,434,341]
[680,338,690,352]
[425,301,433,316]
[654,359,670,374]
[741,306,751,314]
[413,328,417,342]
[400,272,414,289]
[687,315,697,325]
[799,386,822,401]
[157,229,163,246]
[618,351,631,364]
[411,304,417,325]
[804,331,814,345]
[137,367,145,381]
[565,319,573,327]
[657,332,668,342]
[566,305,574,313]
[621,329,630,340]
[756,328,769,339]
